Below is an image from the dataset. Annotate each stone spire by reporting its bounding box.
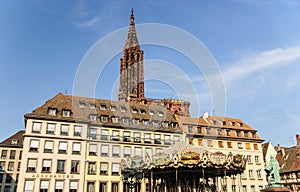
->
[124,8,139,49]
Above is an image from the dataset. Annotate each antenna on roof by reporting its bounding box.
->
[289,135,295,147]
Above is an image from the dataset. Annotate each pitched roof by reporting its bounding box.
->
[276,146,300,173]
[0,130,25,148]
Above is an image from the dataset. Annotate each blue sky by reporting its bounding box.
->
[1,0,300,146]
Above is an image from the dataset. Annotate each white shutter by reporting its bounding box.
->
[100,163,108,171]
[165,135,170,140]
[112,164,119,172]
[43,160,51,167]
[70,181,78,189]
[74,126,82,132]
[61,125,69,132]
[89,144,97,153]
[44,141,53,150]
[47,124,55,131]
[90,128,97,134]
[40,181,49,189]
[124,131,130,136]
[55,181,64,189]
[154,134,160,139]
[32,122,41,132]
[113,146,120,154]
[134,132,140,137]
[25,180,34,190]
[145,148,152,156]
[30,140,39,148]
[101,145,108,153]
[101,130,108,135]
[145,133,150,138]
[135,148,142,156]
[174,136,179,142]
[73,143,81,152]
[112,131,119,136]
[124,147,131,155]
[59,142,67,150]
[28,159,36,167]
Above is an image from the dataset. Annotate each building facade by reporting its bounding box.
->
[0,130,24,192]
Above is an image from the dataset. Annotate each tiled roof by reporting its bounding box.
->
[276,146,300,173]
[0,130,24,148]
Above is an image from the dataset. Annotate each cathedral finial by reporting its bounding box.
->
[130,8,135,25]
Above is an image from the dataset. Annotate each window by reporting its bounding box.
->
[100,182,107,192]
[46,123,55,134]
[187,125,193,133]
[247,155,252,163]
[0,162,5,171]
[62,110,71,117]
[244,131,248,138]
[70,181,78,192]
[24,180,34,192]
[197,126,202,133]
[232,185,236,192]
[7,162,14,171]
[29,140,39,152]
[89,103,96,109]
[158,111,164,116]
[257,169,262,179]
[132,108,138,113]
[111,106,117,111]
[162,121,168,128]
[100,115,108,122]
[230,122,235,126]
[253,144,258,150]
[71,160,79,173]
[9,150,16,159]
[90,114,97,121]
[87,182,95,192]
[1,150,7,159]
[164,135,171,145]
[198,139,202,146]
[227,142,232,148]
[72,143,81,154]
[255,156,260,164]
[144,133,151,143]
[249,170,254,179]
[0,173,3,182]
[101,130,108,140]
[112,183,119,192]
[27,159,37,172]
[88,162,96,174]
[149,111,155,115]
[207,140,213,147]
[154,134,161,144]
[42,159,51,172]
[100,104,106,110]
[134,132,141,143]
[57,160,66,173]
[145,148,152,157]
[206,127,211,135]
[112,163,120,175]
[120,107,126,113]
[135,147,142,156]
[152,121,159,127]
[11,139,18,144]
[251,132,256,138]
[74,126,82,136]
[101,145,109,156]
[143,120,149,126]
[112,117,119,124]
[60,125,69,135]
[222,121,226,126]
[173,136,180,143]
[79,102,86,108]
[18,162,21,171]
[55,181,64,192]
[250,185,255,192]
[40,180,49,192]
[123,131,131,142]
[58,142,67,154]
[236,131,241,137]
[124,146,131,157]
[246,143,251,150]
[44,141,53,153]
[226,130,230,136]
[89,128,97,139]
[242,185,247,192]
[238,122,243,127]
[155,148,163,154]
[189,139,193,145]
[238,142,243,149]
[32,122,41,133]
[112,145,120,157]
[218,141,223,148]
[132,119,139,125]
[100,162,108,175]
[4,186,11,192]
[112,131,120,141]
[48,108,56,116]
[217,128,222,135]
[89,144,97,156]
[19,151,23,160]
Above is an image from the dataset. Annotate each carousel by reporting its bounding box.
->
[121,142,246,192]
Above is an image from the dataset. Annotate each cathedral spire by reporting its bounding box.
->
[124,8,139,49]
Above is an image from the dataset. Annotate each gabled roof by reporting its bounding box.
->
[276,146,300,173]
[0,130,24,148]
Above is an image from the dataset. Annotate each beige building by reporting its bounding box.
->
[0,130,24,192]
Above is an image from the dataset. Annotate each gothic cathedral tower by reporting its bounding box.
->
[118,9,145,102]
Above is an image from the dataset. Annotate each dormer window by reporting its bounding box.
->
[158,112,164,117]
[152,121,159,127]
[221,121,226,126]
[132,108,138,113]
[112,117,119,123]
[90,114,98,121]
[79,102,86,108]
[236,131,241,137]
[230,122,235,126]
[11,139,18,145]
[162,122,168,128]
[121,107,126,113]
[187,125,193,133]
[133,119,139,125]
[100,105,106,110]
[48,108,57,116]
[244,131,248,138]
[143,120,149,126]
[211,120,217,125]
[111,106,117,112]
[122,118,129,125]
[100,115,108,122]
[238,122,243,127]
[251,132,256,138]
[140,109,146,114]
[149,111,155,115]
[89,103,96,109]
[62,110,71,117]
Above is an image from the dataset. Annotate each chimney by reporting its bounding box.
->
[296,134,300,146]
